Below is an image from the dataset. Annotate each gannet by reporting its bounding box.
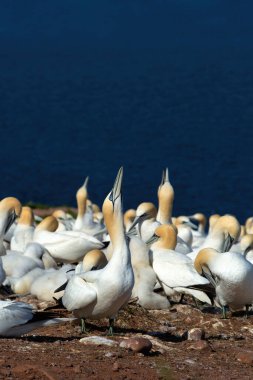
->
[34,216,106,263]
[129,235,170,309]
[57,167,134,334]
[195,248,253,317]
[0,300,74,337]
[0,197,22,255]
[11,206,35,251]
[187,215,241,261]
[148,225,212,304]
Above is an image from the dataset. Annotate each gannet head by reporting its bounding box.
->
[127,202,157,233]
[147,224,177,250]
[52,209,67,220]
[212,214,241,252]
[188,213,207,231]
[245,217,253,234]
[240,234,253,256]
[83,249,108,271]
[18,206,34,226]
[92,203,100,213]
[194,248,219,275]
[174,215,197,230]
[36,215,59,232]
[0,197,22,234]
[102,167,123,232]
[124,209,136,231]
[208,214,220,232]
[157,167,174,202]
[76,176,89,216]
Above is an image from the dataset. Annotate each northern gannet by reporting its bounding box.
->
[148,225,212,304]
[57,167,134,334]
[195,248,253,317]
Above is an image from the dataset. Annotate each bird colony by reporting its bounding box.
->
[0,167,252,337]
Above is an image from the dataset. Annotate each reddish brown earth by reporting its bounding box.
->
[1,296,253,380]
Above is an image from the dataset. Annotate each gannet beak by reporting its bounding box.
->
[159,170,165,187]
[146,234,159,247]
[223,233,234,252]
[83,176,89,188]
[164,167,169,182]
[127,213,148,233]
[187,217,200,231]
[5,210,17,234]
[109,167,123,205]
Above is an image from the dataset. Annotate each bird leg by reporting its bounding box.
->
[80,318,87,333]
[245,304,250,318]
[221,306,228,319]
[107,318,114,336]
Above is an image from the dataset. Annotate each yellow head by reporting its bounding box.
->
[36,216,59,232]
[151,224,177,250]
[18,206,34,226]
[194,248,219,275]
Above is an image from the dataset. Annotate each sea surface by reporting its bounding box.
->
[0,1,252,223]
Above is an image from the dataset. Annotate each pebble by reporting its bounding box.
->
[187,341,209,350]
[236,350,253,364]
[187,328,205,341]
[79,336,118,347]
[112,362,120,372]
[119,337,152,354]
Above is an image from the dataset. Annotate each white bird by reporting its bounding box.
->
[0,197,22,256]
[0,300,74,337]
[194,248,253,317]
[187,213,207,249]
[148,225,212,304]
[33,216,106,263]
[128,202,160,243]
[52,209,74,232]
[187,215,241,261]
[57,167,134,334]
[11,206,35,251]
[2,243,56,280]
[73,177,104,237]
[240,234,253,264]
[30,264,75,301]
[129,235,170,309]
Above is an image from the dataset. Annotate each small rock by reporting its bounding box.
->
[74,365,81,374]
[79,336,118,347]
[112,362,119,372]
[119,337,152,354]
[187,328,205,341]
[188,341,209,350]
[175,305,192,314]
[236,351,253,364]
[212,321,224,329]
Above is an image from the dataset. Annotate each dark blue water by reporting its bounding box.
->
[0,1,253,223]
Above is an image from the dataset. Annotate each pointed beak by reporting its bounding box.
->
[164,167,169,182]
[146,234,159,247]
[223,233,234,252]
[83,176,89,189]
[109,167,123,205]
[187,217,200,231]
[5,211,17,234]
[127,213,148,234]
[159,169,165,188]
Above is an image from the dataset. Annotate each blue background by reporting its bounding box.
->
[0,1,252,222]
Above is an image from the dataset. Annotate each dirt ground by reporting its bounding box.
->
[1,295,253,380]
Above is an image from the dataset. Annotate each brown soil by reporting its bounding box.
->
[1,296,253,380]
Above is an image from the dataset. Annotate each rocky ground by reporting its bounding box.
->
[0,295,253,380]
